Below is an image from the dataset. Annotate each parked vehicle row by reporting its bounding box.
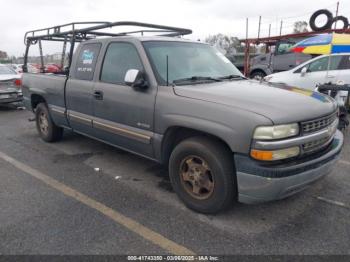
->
[5,63,63,75]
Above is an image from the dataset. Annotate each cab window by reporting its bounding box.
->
[307,57,329,72]
[276,42,294,55]
[100,42,144,85]
[328,56,343,70]
[338,55,350,70]
[294,56,344,73]
[75,43,101,80]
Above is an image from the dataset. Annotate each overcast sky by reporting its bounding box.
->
[1,0,350,56]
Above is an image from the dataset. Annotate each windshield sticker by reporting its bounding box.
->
[215,52,231,64]
[82,50,94,64]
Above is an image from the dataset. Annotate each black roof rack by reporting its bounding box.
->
[24,21,192,44]
[23,21,192,73]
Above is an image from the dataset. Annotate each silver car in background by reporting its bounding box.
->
[0,64,23,105]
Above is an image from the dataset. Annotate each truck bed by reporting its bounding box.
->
[22,73,67,110]
[22,73,69,127]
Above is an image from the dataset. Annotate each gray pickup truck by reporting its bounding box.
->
[249,40,312,79]
[22,22,343,214]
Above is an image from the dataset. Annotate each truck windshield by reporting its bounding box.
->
[143,41,243,85]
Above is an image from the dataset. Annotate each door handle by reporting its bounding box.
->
[327,75,335,78]
[93,90,104,100]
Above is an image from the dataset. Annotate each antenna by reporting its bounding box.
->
[166,55,169,86]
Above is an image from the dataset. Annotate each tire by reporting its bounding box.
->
[332,16,349,30]
[338,106,349,131]
[169,137,236,214]
[250,71,266,80]
[309,9,333,31]
[35,103,63,142]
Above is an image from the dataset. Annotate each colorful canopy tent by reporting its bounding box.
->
[291,33,350,55]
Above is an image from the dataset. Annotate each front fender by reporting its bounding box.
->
[154,86,273,160]
[156,110,271,154]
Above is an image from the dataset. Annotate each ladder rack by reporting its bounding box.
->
[23,21,192,73]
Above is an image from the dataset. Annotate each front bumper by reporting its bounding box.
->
[235,130,344,204]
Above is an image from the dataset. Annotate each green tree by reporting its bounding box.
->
[293,21,308,33]
[0,50,8,59]
[205,34,242,55]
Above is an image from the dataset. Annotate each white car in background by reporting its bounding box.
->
[265,53,350,105]
[9,64,23,74]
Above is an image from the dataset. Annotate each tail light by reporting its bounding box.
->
[14,79,22,87]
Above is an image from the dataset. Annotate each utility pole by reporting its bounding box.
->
[246,17,249,40]
[266,24,272,53]
[279,20,283,36]
[334,1,340,29]
[257,16,261,39]
[244,18,250,77]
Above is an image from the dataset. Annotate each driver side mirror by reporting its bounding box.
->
[301,67,308,76]
[124,69,148,89]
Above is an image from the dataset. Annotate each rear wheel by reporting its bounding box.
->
[35,103,63,142]
[169,137,236,214]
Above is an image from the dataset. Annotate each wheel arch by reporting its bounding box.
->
[159,126,233,166]
[31,93,47,111]
[249,68,267,78]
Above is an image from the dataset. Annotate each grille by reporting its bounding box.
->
[302,136,331,153]
[302,112,337,134]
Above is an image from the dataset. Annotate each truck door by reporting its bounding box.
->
[333,54,350,84]
[66,43,101,135]
[272,42,297,72]
[92,41,156,157]
[330,54,350,104]
[291,56,331,90]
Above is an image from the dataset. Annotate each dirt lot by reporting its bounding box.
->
[0,105,349,258]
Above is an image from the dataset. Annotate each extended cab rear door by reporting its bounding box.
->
[92,40,156,158]
[66,43,101,135]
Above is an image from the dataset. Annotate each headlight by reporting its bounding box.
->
[253,123,299,140]
[251,147,300,161]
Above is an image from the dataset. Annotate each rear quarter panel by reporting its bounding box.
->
[22,73,69,126]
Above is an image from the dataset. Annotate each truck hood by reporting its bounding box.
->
[250,54,269,65]
[173,80,337,124]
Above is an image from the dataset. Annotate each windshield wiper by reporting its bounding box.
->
[173,76,222,85]
[218,74,246,80]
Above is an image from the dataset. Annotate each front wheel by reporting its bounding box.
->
[250,71,266,81]
[35,103,63,142]
[169,137,236,214]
